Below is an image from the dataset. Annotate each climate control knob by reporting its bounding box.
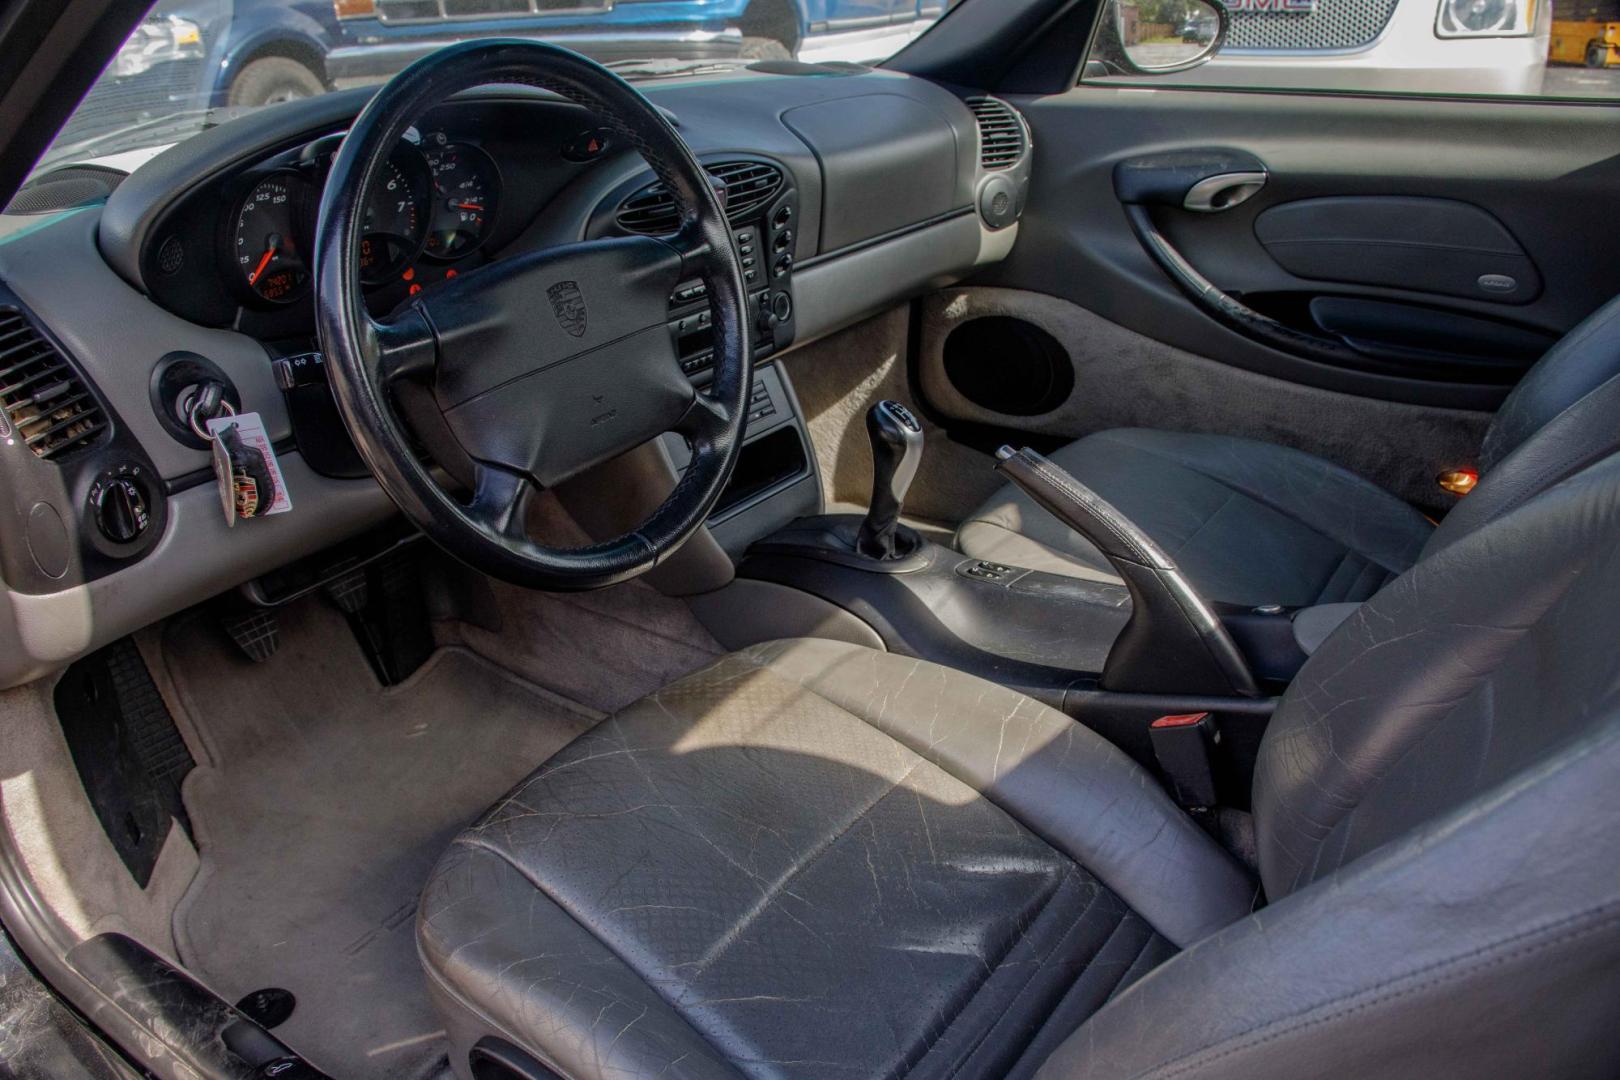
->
[92,476,150,544]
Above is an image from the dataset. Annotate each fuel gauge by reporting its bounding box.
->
[424,143,500,260]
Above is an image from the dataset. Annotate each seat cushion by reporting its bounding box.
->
[958,429,1434,607]
[417,640,1252,1080]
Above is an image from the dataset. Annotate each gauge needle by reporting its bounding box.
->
[451,202,483,212]
[248,233,280,285]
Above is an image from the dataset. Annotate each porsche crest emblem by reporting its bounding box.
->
[547,280,588,338]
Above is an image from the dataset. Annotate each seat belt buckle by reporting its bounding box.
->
[1150,712,1219,811]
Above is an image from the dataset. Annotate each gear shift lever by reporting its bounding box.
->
[856,400,924,560]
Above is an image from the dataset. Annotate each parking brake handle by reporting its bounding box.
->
[995,446,1258,698]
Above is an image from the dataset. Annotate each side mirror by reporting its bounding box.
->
[1092,0,1228,76]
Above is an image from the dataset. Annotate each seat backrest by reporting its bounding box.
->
[1479,293,1620,472]
[1039,450,1620,1079]
[1416,293,1620,559]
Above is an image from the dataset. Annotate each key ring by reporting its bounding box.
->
[186,394,235,441]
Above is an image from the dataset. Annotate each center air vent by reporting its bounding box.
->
[0,307,108,461]
[967,97,1027,171]
[616,160,785,236]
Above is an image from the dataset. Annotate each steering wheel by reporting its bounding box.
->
[314,41,751,591]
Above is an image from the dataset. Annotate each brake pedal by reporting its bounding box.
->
[222,608,280,663]
[322,562,369,615]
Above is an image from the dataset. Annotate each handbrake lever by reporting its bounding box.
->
[995,446,1257,698]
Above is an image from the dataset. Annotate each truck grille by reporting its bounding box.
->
[376,0,609,23]
[1224,0,1401,52]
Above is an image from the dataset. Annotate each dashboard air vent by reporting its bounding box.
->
[0,307,108,461]
[616,160,785,236]
[967,97,1026,171]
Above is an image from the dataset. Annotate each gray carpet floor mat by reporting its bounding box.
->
[166,598,596,1079]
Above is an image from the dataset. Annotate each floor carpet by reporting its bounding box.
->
[166,598,597,1079]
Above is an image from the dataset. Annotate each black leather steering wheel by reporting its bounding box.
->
[314,40,750,591]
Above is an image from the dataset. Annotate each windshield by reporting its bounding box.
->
[35,0,950,178]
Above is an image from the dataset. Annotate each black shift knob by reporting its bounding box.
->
[857,400,924,560]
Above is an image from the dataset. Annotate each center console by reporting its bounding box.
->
[730,403,1286,791]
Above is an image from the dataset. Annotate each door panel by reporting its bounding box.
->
[1250,196,1542,306]
[914,284,1489,514]
[975,87,1620,412]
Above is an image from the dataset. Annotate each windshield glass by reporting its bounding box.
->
[36,0,950,177]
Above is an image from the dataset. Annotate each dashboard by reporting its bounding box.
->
[0,65,1032,688]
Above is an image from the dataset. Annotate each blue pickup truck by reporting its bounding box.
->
[90,0,950,116]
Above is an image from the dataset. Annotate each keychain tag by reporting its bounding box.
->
[206,412,291,526]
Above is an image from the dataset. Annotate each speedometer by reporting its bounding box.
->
[233,174,309,304]
[360,155,429,284]
[424,143,500,260]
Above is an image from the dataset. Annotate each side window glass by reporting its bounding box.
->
[1085,0,1620,101]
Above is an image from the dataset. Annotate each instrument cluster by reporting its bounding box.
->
[227,127,502,307]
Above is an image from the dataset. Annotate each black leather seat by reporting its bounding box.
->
[958,295,1620,607]
[419,449,1620,1079]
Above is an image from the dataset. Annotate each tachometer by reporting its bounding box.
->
[423,142,500,260]
[233,174,309,304]
[360,154,429,284]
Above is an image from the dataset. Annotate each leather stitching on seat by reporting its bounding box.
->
[939,887,1119,1080]
[1140,901,1620,1080]
[1102,925,1166,1005]
[926,868,1092,1079]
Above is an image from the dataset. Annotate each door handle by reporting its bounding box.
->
[1113,150,1419,375]
[1113,148,1268,209]
[1182,171,1268,213]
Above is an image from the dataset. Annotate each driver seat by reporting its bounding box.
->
[417,453,1620,1079]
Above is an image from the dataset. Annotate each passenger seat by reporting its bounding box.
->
[957,295,1620,608]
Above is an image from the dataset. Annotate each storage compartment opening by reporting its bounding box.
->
[943,316,1074,416]
[713,426,807,519]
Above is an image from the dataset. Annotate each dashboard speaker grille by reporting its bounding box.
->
[967,97,1026,171]
[7,164,125,216]
[0,307,108,461]
[616,160,785,236]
